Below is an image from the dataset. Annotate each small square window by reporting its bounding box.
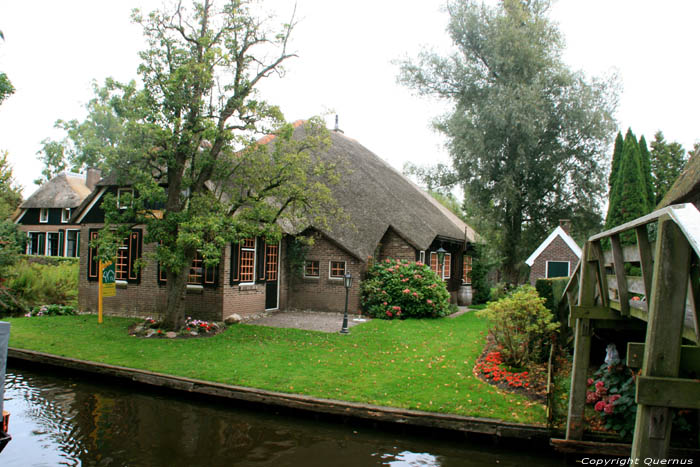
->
[304,260,320,278]
[117,188,133,209]
[329,261,346,279]
[39,208,49,223]
[61,208,70,223]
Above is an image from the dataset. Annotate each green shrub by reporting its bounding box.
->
[476,285,558,367]
[471,244,495,304]
[28,304,78,317]
[535,277,569,316]
[6,260,78,307]
[586,359,636,439]
[361,258,451,319]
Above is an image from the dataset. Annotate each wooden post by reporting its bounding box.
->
[566,243,596,440]
[631,216,691,459]
[98,260,103,324]
[636,226,653,300]
[610,234,630,316]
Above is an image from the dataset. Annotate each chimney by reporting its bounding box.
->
[333,114,343,134]
[86,168,101,191]
[559,219,572,235]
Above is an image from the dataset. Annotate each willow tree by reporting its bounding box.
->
[84,1,338,329]
[399,0,617,282]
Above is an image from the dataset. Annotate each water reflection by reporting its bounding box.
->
[2,365,566,466]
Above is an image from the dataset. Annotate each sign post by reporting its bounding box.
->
[98,260,116,324]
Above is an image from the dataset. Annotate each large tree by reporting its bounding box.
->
[650,131,687,205]
[399,0,617,282]
[73,0,339,329]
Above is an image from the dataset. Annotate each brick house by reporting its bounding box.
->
[13,169,100,257]
[72,123,478,320]
[525,220,581,285]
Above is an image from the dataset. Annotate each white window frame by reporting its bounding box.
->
[117,188,133,209]
[39,208,49,223]
[546,260,570,278]
[303,260,320,279]
[419,250,425,264]
[26,231,44,255]
[46,232,61,256]
[64,229,80,257]
[61,208,70,223]
[328,260,346,280]
[462,255,472,285]
[239,238,256,285]
[443,253,451,279]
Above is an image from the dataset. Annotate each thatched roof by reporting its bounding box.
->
[658,147,700,208]
[286,124,477,260]
[20,173,92,209]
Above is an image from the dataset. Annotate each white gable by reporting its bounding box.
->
[525,226,582,267]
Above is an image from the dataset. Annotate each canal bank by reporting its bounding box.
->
[8,347,550,443]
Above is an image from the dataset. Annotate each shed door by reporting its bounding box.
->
[265,243,279,310]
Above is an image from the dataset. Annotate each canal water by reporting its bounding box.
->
[2,365,568,466]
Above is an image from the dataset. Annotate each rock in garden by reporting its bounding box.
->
[166,332,177,339]
[224,313,242,325]
[190,332,198,336]
[145,330,156,337]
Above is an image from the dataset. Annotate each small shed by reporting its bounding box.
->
[525,220,581,285]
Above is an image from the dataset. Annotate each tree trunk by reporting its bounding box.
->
[163,265,189,330]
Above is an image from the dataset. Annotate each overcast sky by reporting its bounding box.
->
[1,0,698,198]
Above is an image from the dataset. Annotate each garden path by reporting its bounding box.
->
[247,310,369,333]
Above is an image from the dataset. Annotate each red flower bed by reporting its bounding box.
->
[474,351,530,388]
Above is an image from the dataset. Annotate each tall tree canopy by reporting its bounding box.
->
[650,131,687,205]
[51,0,338,329]
[399,0,617,282]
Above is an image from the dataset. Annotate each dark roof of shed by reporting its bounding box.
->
[20,173,92,209]
[658,147,700,208]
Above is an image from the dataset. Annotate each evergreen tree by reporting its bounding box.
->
[650,131,688,205]
[605,131,649,242]
[608,131,624,196]
[638,135,655,211]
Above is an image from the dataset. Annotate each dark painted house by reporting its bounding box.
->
[13,170,100,257]
[73,123,478,320]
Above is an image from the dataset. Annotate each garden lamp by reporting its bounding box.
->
[340,272,352,334]
[436,246,446,278]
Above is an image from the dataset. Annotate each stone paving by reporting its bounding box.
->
[247,310,370,333]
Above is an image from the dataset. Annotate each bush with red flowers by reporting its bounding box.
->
[361,258,451,319]
[585,359,636,439]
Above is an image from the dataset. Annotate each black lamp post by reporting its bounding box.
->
[340,272,352,334]
[436,246,447,279]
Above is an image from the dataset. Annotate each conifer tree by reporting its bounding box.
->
[608,131,624,197]
[638,135,655,211]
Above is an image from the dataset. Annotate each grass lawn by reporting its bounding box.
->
[4,312,546,424]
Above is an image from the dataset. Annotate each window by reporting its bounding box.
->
[27,232,45,255]
[117,188,133,209]
[39,208,49,223]
[266,244,279,281]
[419,250,425,264]
[239,238,256,283]
[158,250,217,287]
[47,232,60,256]
[304,260,320,278]
[429,251,450,280]
[462,255,472,285]
[88,229,141,283]
[546,261,569,278]
[65,230,80,257]
[443,253,451,279]
[329,261,346,279]
[61,208,70,223]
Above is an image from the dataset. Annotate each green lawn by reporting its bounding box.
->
[4,312,546,424]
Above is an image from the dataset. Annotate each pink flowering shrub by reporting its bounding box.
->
[585,359,636,439]
[361,258,450,319]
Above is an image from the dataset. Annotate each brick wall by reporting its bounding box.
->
[377,228,417,262]
[78,224,224,322]
[285,234,365,313]
[221,242,266,320]
[528,235,580,285]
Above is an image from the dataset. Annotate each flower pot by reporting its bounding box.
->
[457,285,472,306]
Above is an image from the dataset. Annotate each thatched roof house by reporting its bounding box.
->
[658,147,700,209]
[73,122,479,320]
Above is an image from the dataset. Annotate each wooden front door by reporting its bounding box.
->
[265,242,279,310]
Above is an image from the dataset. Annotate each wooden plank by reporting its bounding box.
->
[636,376,700,409]
[566,243,594,441]
[591,319,645,331]
[607,275,646,296]
[689,256,700,343]
[610,234,630,316]
[636,226,654,299]
[627,342,700,371]
[591,240,609,308]
[631,216,692,459]
[550,438,700,458]
[570,306,621,321]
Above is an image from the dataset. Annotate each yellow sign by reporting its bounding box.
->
[101,261,116,297]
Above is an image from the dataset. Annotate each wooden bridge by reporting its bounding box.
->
[558,203,700,458]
